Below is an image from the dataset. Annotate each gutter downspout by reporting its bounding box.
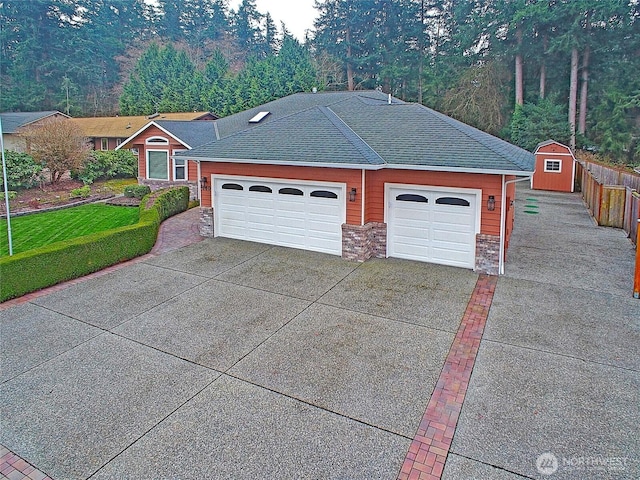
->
[361,169,365,226]
[499,175,533,275]
[196,160,202,201]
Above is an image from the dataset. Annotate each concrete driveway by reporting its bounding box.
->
[1,185,638,479]
[1,237,477,479]
[444,186,639,480]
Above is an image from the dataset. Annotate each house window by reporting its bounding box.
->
[147,150,169,180]
[101,138,108,150]
[544,160,561,172]
[146,136,169,145]
[173,150,187,181]
[116,138,123,146]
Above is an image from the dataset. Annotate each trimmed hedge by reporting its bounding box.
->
[0,186,190,302]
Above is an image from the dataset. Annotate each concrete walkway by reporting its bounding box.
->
[1,188,638,479]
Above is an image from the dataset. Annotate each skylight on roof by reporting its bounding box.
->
[249,111,270,123]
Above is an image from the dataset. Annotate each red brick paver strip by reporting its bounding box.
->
[398,274,498,480]
[0,445,53,480]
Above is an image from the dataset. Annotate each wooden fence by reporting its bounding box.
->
[577,161,640,246]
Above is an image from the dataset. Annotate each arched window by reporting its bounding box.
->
[396,194,428,203]
[249,185,272,193]
[146,136,169,144]
[221,183,243,190]
[311,190,338,199]
[435,197,470,207]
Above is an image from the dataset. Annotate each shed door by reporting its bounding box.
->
[213,176,345,255]
[387,186,479,268]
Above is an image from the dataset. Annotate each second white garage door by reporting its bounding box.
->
[213,176,345,255]
[386,185,480,269]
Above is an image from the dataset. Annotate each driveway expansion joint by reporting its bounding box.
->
[398,274,497,480]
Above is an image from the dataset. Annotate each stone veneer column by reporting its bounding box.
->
[475,233,500,275]
[342,223,387,262]
[199,207,214,237]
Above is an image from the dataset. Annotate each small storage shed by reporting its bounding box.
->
[532,140,576,192]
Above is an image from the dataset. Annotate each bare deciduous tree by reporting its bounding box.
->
[21,117,91,184]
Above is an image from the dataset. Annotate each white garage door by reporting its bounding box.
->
[386,185,480,268]
[213,176,345,255]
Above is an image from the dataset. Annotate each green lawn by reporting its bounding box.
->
[0,204,140,256]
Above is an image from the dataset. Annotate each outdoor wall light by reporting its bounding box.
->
[349,187,357,202]
[487,195,496,211]
[200,176,210,191]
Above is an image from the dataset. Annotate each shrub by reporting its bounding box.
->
[69,185,91,199]
[0,186,190,301]
[149,186,189,222]
[0,191,17,201]
[124,184,151,199]
[74,150,138,185]
[0,150,46,190]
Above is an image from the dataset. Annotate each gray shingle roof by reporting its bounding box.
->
[178,91,534,174]
[183,106,384,166]
[0,111,64,133]
[154,120,216,149]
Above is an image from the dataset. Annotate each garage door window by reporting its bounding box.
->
[436,197,470,206]
[279,187,304,196]
[222,183,243,190]
[396,194,428,203]
[250,185,272,193]
[311,190,338,199]
[147,151,169,180]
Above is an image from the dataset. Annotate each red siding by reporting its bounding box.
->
[200,163,363,224]
[133,125,193,181]
[365,170,504,236]
[533,143,575,192]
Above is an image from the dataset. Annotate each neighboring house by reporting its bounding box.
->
[532,140,576,192]
[72,112,216,151]
[176,90,535,275]
[0,111,69,152]
[116,120,217,199]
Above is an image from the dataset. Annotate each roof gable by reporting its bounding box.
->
[116,120,216,150]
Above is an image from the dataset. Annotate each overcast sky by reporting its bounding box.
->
[228,0,319,41]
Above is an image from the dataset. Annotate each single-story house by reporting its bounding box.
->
[116,120,217,199]
[0,111,69,152]
[532,140,576,192]
[72,111,216,152]
[169,91,534,274]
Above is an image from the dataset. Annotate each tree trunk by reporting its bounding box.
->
[568,47,579,150]
[346,27,355,91]
[515,28,524,106]
[539,35,548,99]
[539,63,546,99]
[578,45,590,136]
